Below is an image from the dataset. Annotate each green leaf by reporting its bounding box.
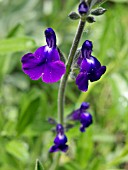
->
[110,0,128,2]
[35,159,44,170]
[0,37,36,54]
[17,88,40,134]
[6,140,29,163]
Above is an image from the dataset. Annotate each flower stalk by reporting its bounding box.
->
[58,18,87,125]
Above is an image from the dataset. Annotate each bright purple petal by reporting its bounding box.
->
[34,46,60,62]
[21,53,44,80]
[76,72,89,92]
[42,61,66,83]
[81,56,101,72]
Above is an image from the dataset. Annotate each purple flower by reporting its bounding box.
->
[67,102,92,132]
[76,40,106,92]
[80,113,92,132]
[49,124,68,153]
[78,1,88,15]
[21,28,66,83]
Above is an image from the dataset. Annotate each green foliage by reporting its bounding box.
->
[35,159,44,170]
[0,0,128,170]
[0,37,36,54]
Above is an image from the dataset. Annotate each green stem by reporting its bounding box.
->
[58,18,86,124]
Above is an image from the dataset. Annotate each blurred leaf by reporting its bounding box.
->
[110,0,128,2]
[7,23,24,38]
[35,159,44,170]
[6,140,29,163]
[0,37,36,54]
[17,88,40,134]
[5,73,30,90]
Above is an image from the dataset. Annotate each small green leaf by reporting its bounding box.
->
[35,159,44,170]
[0,37,36,54]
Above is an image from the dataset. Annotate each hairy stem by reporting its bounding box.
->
[58,18,86,124]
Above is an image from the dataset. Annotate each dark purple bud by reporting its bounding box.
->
[78,1,88,15]
[56,124,64,134]
[45,28,56,48]
[80,112,93,132]
[80,102,90,110]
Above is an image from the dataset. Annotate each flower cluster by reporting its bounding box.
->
[76,40,106,92]
[49,124,68,153]
[21,0,107,154]
[21,28,66,83]
[67,102,93,132]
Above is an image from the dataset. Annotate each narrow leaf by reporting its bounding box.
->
[35,159,44,170]
[0,37,36,53]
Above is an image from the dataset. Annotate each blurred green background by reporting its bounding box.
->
[0,0,128,170]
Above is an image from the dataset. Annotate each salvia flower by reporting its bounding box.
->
[67,102,93,132]
[21,28,66,83]
[78,1,89,15]
[49,124,68,153]
[76,40,106,92]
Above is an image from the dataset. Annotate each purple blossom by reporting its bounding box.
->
[21,28,66,83]
[76,40,106,92]
[78,1,88,15]
[67,102,92,132]
[49,124,68,153]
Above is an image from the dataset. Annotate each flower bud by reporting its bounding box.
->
[78,1,88,15]
[91,7,107,16]
[68,12,80,20]
[87,16,96,23]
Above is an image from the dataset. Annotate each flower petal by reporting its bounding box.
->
[59,144,68,152]
[76,72,89,92]
[80,113,93,127]
[81,56,101,72]
[21,53,44,80]
[80,102,90,110]
[89,65,106,82]
[80,125,86,132]
[42,61,66,83]
[49,145,59,153]
[35,46,60,62]
[54,135,67,145]
[67,109,80,121]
